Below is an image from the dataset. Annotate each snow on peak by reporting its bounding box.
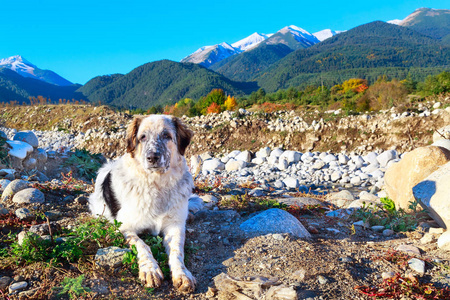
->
[313,29,344,42]
[387,19,403,25]
[232,32,271,51]
[279,25,320,44]
[0,55,36,75]
[0,55,73,86]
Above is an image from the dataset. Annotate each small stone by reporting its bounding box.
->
[408,258,425,274]
[438,231,450,250]
[12,188,45,204]
[429,228,445,234]
[15,208,33,220]
[9,281,28,293]
[0,276,12,290]
[317,275,329,284]
[371,225,385,232]
[396,245,421,257]
[1,179,30,202]
[292,269,306,282]
[420,233,436,244]
[95,246,131,268]
[383,229,395,237]
[340,257,353,263]
[382,271,395,279]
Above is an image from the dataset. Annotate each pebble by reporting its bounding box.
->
[408,258,425,274]
[317,275,329,284]
[396,245,421,257]
[382,271,395,279]
[0,276,12,289]
[9,281,28,293]
[383,229,395,237]
[15,208,34,220]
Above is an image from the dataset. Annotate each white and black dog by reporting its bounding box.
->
[89,115,196,293]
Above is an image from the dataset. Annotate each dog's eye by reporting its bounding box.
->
[162,132,172,140]
[139,134,147,141]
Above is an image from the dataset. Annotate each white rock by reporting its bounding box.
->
[225,159,247,172]
[202,158,225,171]
[256,147,271,158]
[331,171,342,182]
[252,157,266,165]
[322,154,337,163]
[280,151,301,163]
[338,153,349,165]
[283,177,299,189]
[438,231,450,250]
[235,150,251,162]
[350,176,361,185]
[364,152,378,165]
[6,140,33,159]
[377,150,397,167]
[278,159,288,171]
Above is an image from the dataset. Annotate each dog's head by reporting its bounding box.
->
[126,115,193,172]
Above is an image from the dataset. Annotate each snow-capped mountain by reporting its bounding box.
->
[281,25,320,45]
[313,29,344,42]
[181,42,241,68]
[232,32,272,51]
[0,55,73,86]
[182,25,341,68]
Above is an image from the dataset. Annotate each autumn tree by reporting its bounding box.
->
[224,95,237,111]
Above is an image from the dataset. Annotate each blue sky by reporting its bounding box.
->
[1,0,447,84]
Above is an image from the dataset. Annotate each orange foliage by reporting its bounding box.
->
[206,102,221,114]
[260,102,295,113]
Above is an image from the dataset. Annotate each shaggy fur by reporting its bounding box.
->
[89,115,196,293]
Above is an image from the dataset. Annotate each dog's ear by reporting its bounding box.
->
[126,116,143,157]
[172,117,193,156]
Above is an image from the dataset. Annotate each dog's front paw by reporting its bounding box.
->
[173,269,196,294]
[139,259,164,288]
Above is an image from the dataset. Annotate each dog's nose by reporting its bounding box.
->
[147,152,161,164]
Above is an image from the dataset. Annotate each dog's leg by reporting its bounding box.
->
[163,225,196,293]
[123,231,164,288]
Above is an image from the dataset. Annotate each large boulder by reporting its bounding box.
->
[384,146,450,211]
[413,161,450,229]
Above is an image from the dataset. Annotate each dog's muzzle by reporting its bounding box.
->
[145,150,169,172]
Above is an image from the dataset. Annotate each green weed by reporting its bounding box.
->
[63,149,103,180]
[54,275,91,299]
[352,199,424,232]
[3,217,125,266]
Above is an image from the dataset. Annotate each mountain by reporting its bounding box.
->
[209,26,323,82]
[77,60,258,109]
[231,32,272,51]
[181,25,320,69]
[395,8,450,43]
[181,32,273,68]
[256,21,450,92]
[262,25,319,50]
[210,44,293,82]
[181,43,241,68]
[0,68,82,103]
[313,29,344,42]
[0,55,73,86]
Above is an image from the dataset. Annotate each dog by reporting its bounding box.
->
[89,114,196,293]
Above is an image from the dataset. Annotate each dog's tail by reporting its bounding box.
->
[188,195,204,214]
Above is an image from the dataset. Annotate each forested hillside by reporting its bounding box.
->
[78,60,258,109]
[256,21,450,92]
